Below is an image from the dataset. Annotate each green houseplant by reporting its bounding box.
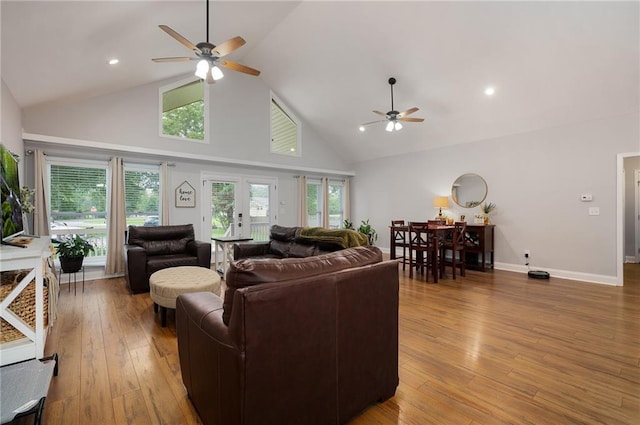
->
[53,234,95,273]
[481,202,496,224]
[344,219,378,245]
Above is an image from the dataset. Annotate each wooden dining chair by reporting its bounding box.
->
[442,221,467,279]
[391,220,409,270]
[408,222,440,282]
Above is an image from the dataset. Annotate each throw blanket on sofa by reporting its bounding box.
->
[298,227,369,249]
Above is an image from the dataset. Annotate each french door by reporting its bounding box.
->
[202,174,276,242]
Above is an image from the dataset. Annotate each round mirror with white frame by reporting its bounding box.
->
[451,173,488,208]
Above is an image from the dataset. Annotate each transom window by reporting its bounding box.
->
[160,77,208,142]
[270,93,300,156]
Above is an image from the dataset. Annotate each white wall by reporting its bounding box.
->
[351,113,639,284]
[1,79,24,177]
[20,72,353,244]
[22,72,348,172]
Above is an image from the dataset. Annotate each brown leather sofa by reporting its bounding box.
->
[176,246,399,425]
[233,224,364,260]
[124,224,211,294]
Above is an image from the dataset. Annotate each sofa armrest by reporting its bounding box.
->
[125,245,147,294]
[176,292,240,424]
[187,240,212,268]
[233,241,271,259]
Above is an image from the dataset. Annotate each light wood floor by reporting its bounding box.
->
[31,264,640,424]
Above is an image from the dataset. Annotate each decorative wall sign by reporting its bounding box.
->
[175,181,196,208]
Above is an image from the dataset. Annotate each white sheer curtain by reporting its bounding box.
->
[106,157,126,274]
[343,178,351,224]
[33,149,51,236]
[296,175,308,226]
[160,161,170,225]
[321,177,329,228]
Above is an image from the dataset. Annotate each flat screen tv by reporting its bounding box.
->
[1,143,25,241]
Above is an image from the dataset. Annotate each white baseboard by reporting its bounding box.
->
[625,256,638,263]
[494,262,620,286]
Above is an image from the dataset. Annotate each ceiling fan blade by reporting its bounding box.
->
[152,56,193,63]
[372,110,388,117]
[360,120,386,126]
[212,36,246,57]
[398,117,425,122]
[159,25,199,53]
[398,107,419,118]
[218,60,261,76]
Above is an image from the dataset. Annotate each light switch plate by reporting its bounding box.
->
[588,207,600,216]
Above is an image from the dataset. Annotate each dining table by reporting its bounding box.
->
[389,222,454,283]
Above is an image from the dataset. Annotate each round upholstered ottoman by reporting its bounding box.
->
[149,266,221,327]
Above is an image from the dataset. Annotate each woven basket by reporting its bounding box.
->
[0,269,49,343]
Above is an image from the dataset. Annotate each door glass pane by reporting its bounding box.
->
[248,183,270,241]
[211,182,236,238]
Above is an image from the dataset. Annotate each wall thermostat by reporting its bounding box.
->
[580,194,593,202]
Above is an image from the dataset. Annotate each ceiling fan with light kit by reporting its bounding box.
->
[152,0,260,84]
[359,77,424,132]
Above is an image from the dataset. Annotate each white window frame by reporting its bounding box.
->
[270,91,301,156]
[306,178,323,227]
[159,76,210,144]
[328,180,346,229]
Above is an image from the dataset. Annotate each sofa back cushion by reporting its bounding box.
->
[128,224,195,251]
[269,239,293,257]
[270,225,301,242]
[222,245,383,325]
[143,238,189,255]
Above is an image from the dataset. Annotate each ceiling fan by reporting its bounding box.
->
[152,0,260,84]
[359,77,424,132]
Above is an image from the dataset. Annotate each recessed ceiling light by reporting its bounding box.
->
[359,126,365,132]
[484,86,496,96]
[108,59,119,65]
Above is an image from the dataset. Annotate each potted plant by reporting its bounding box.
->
[344,219,378,245]
[53,234,95,273]
[481,202,496,224]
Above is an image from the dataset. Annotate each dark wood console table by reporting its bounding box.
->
[464,224,494,271]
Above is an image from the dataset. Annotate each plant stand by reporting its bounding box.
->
[58,266,85,296]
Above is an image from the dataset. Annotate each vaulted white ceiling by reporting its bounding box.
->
[2,1,638,163]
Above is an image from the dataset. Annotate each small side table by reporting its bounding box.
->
[58,266,85,296]
[212,236,253,277]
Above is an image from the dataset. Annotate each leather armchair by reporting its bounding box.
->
[176,246,399,425]
[124,224,211,294]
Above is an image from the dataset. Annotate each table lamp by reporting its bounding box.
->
[433,196,449,219]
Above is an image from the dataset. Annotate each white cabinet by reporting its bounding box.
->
[0,238,52,365]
